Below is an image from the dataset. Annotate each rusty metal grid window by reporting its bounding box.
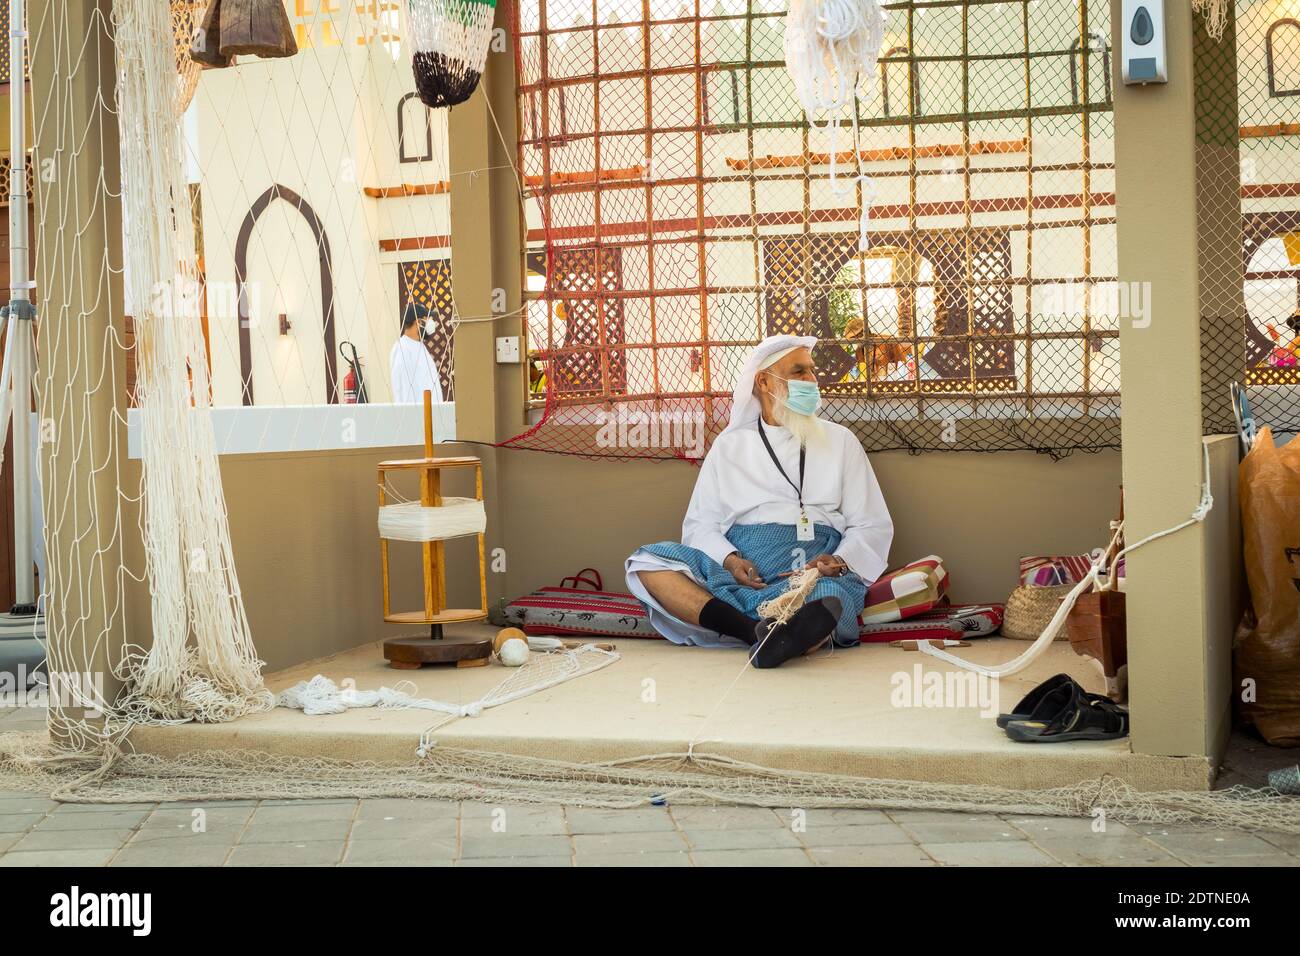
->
[512,0,1119,457]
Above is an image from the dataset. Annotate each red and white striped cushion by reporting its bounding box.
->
[860,556,949,625]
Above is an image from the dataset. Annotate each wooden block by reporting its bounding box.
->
[190,0,232,67]
[218,0,298,58]
[383,633,492,668]
[1066,590,1127,688]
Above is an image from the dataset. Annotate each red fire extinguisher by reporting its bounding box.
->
[339,341,368,404]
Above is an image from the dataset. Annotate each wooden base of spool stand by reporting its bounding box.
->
[1065,590,1128,702]
[383,621,492,669]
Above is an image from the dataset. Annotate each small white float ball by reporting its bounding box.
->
[498,638,530,667]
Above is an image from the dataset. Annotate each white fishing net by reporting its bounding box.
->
[3,729,1299,835]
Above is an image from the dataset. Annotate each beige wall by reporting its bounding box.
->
[116,445,492,672]
[126,441,498,675]
[195,2,451,407]
[175,437,1117,674]
[496,448,1122,607]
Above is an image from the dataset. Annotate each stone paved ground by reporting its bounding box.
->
[2,792,1298,867]
[2,704,1298,867]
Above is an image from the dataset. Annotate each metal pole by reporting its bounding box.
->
[8,0,37,613]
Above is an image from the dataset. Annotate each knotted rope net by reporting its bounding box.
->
[3,731,1299,834]
[111,0,275,732]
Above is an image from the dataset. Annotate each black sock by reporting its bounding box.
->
[699,598,759,646]
[750,599,837,669]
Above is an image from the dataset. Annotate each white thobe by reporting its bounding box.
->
[625,418,893,646]
[682,419,893,580]
[389,335,444,403]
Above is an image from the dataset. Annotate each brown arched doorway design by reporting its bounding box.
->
[234,184,337,405]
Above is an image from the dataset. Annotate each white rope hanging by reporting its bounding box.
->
[274,644,622,757]
[378,498,486,541]
[918,443,1216,678]
[783,0,886,251]
[1191,0,1229,42]
[111,0,274,727]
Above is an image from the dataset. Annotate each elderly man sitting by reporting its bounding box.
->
[625,334,893,668]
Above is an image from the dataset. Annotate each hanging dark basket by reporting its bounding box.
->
[407,0,498,109]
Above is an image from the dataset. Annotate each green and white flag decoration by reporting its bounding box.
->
[406,0,499,109]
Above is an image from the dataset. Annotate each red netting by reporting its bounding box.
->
[503,0,1123,460]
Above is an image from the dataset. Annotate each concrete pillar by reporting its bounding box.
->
[1112,1,1241,764]
[447,16,525,604]
[29,0,129,744]
[30,0,130,743]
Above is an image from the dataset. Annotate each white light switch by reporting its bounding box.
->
[495,336,521,364]
[1121,0,1167,85]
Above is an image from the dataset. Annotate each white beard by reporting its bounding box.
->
[771,399,827,447]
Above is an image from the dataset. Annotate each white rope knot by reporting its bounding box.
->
[816,0,867,41]
[757,567,822,625]
[458,702,484,718]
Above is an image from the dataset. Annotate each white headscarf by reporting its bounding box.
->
[721,334,818,437]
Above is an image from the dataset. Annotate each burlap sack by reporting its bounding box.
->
[1235,427,1300,747]
[1001,585,1072,641]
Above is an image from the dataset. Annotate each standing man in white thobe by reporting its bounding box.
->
[389,304,444,403]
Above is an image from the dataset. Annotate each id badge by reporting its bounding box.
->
[796,511,814,541]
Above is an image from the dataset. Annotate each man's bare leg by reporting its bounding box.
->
[636,569,759,646]
[635,570,712,625]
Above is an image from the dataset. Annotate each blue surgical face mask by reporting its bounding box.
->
[767,374,821,417]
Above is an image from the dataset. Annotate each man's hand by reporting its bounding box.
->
[723,552,766,589]
[803,554,849,577]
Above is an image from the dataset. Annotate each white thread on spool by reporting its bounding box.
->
[378,498,486,542]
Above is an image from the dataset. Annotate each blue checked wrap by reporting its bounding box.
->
[632,522,866,646]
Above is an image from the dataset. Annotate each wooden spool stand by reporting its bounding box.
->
[380,392,491,669]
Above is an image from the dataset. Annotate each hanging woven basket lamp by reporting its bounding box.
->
[407,0,498,109]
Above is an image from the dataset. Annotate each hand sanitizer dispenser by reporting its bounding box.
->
[1121,0,1167,84]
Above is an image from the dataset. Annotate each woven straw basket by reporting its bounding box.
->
[1001,585,1073,641]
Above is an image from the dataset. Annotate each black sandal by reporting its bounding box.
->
[996,673,1112,728]
[1004,680,1129,743]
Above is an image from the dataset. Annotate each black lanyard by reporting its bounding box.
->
[756,418,805,512]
